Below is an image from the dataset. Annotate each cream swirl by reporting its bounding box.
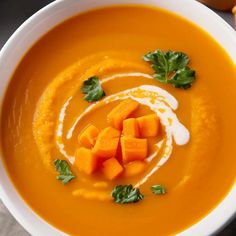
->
[56,73,190,186]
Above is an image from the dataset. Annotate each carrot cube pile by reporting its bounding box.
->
[74,99,161,180]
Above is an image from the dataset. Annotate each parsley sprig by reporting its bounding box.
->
[111,185,144,204]
[81,76,105,102]
[151,185,166,195]
[54,159,75,184]
[143,49,196,89]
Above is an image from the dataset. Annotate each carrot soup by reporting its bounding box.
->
[1,5,236,236]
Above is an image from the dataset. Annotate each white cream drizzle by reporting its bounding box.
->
[102,72,153,82]
[56,72,190,186]
[56,96,75,163]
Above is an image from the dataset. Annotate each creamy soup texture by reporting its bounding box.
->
[1,5,236,236]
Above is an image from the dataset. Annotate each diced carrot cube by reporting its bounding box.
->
[78,124,99,148]
[123,118,140,137]
[75,147,98,174]
[123,161,147,177]
[102,157,123,180]
[107,99,139,130]
[121,137,148,163]
[92,127,121,159]
[137,114,160,138]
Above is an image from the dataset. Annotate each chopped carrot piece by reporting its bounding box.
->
[121,137,148,163]
[78,124,99,148]
[75,147,98,174]
[102,157,123,180]
[123,118,140,137]
[123,161,147,177]
[137,114,160,138]
[107,99,139,130]
[92,127,121,159]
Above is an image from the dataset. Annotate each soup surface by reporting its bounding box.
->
[1,5,236,236]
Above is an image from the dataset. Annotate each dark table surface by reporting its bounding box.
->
[0,0,235,235]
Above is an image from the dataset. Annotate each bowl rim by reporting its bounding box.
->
[0,0,236,235]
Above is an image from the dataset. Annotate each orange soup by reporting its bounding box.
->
[1,5,236,236]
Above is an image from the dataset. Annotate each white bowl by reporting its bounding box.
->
[0,0,236,235]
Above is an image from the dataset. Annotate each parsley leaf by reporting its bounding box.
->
[169,66,196,89]
[111,185,144,204]
[81,76,105,102]
[151,185,166,195]
[143,49,196,89]
[54,159,75,184]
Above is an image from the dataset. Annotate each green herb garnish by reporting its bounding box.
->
[54,159,75,184]
[151,185,166,195]
[143,49,196,89]
[111,185,144,204]
[81,76,105,102]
